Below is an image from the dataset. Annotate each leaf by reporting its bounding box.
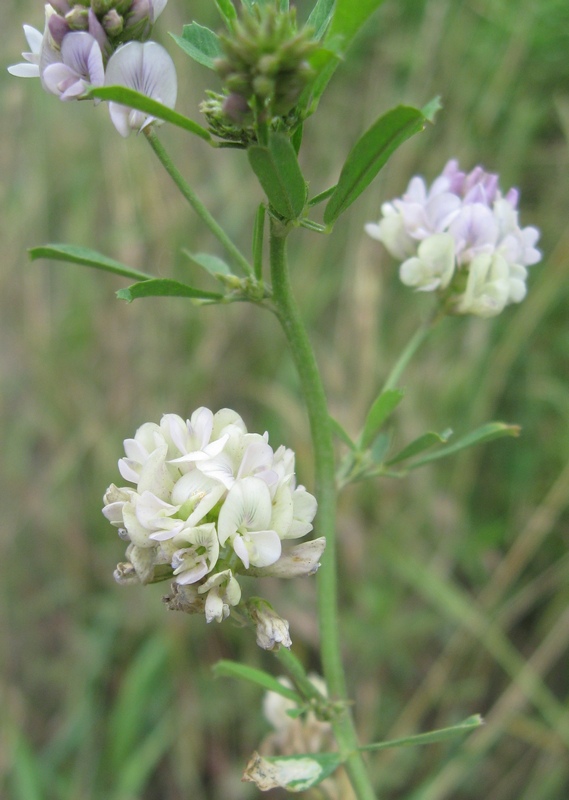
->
[213,660,302,703]
[29,244,150,281]
[385,429,453,466]
[248,132,307,219]
[328,0,386,47]
[170,24,222,70]
[213,0,237,28]
[324,106,426,224]
[88,86,213,142]
[406,422,521,470]
[308,185,337,206]
[306,0,336,40]
[359,388,405,449]
[329,416,356,449]
[422,95,443,122]
[183,251,233,277]
[359,715,484,752]
[243,751,342,792]
[369,432,391,465]
[117,279,223,302]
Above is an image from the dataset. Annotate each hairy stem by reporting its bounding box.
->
[269,220,376,800]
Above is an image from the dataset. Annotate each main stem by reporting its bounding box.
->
[269,221,376,800]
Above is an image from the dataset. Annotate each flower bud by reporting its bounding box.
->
[66,6,89,30]
[213,3,320,135]
[246,598,292,651]
[102,9,123,36]
[91,0,113,13]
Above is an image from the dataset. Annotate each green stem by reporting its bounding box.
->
[274,647,328,705]
[144,128,254,277]
[382,311,442,392]
[269,220,376,800]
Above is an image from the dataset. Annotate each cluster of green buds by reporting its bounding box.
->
[202,2,320,143]
[48,0,167,53]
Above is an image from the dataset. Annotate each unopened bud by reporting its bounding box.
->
[91,0,113,13]
[222,92,250,123]
[48,13,71,46]
[246,598,292,651]
[103,9,124,37]
[66,6,89,30]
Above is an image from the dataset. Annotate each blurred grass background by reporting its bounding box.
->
[1,0,569,798]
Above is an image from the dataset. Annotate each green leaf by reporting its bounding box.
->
[88,86,213,143]
[171,24,222,70]
[183,251,233,277]
[299,0,385,115]
[306,0,336,40]
[406,422,521,470]
[369,432,391,465]
[328,0,386,47]
[385,429,453,466]
[213,0,237,28]
[422,95,443,122]
[117,279,223,303]
[29,244,150,281]
[244,751,343,791]
[324,106,426,225]
[359,388,405,449]
[308,185,337,206]
[213,660,302,703]
[248,132,307,220]
[329,416,356,449]
[359,715,484,752]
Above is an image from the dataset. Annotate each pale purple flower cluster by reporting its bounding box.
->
[103,408,321,626]
[365,160,541,317]
[8,2,176,137]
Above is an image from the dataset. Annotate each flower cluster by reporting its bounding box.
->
[365,160,541,317]
[103,408,321,627]
[8,2,176,137]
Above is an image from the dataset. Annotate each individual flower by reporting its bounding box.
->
[7,24,43,78]
[365,159,541,318]
[103,408,319,639]
[217,477,283,568]
[42,32,104,99]
[104,40,177,136]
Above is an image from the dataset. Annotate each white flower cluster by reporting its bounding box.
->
[365,159,541,317]
[8,3,176,137]
[103,408,318,624]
